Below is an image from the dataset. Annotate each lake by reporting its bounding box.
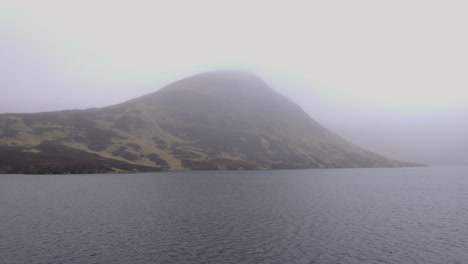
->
[1,167,467,264]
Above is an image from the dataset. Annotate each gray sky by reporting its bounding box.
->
[1,0,467,165]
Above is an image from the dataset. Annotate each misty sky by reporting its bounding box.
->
[1,1,467,165]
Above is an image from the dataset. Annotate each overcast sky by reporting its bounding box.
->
[1,0,467,165]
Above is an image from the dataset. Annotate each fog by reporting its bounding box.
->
[1,1,467,165]
[279,86,468,166]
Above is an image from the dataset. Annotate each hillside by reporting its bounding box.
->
[0,71,420,173]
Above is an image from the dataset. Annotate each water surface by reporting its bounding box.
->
[1,167,467,263]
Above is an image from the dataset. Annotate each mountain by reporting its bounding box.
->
[0,71,420,174]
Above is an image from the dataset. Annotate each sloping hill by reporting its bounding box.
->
[0,71,419,173]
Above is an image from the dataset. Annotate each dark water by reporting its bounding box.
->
[1,167,467,264]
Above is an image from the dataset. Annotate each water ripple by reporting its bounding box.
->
[1,167,468,263]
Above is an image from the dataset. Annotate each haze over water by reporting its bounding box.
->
[2,167,467,264]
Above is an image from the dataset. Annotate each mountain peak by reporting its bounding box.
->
[0,71,421,174]
[155,70,271,95]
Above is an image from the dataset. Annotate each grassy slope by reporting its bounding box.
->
[0,71,421,174]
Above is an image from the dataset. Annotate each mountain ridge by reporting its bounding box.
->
[0,71,421,174]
